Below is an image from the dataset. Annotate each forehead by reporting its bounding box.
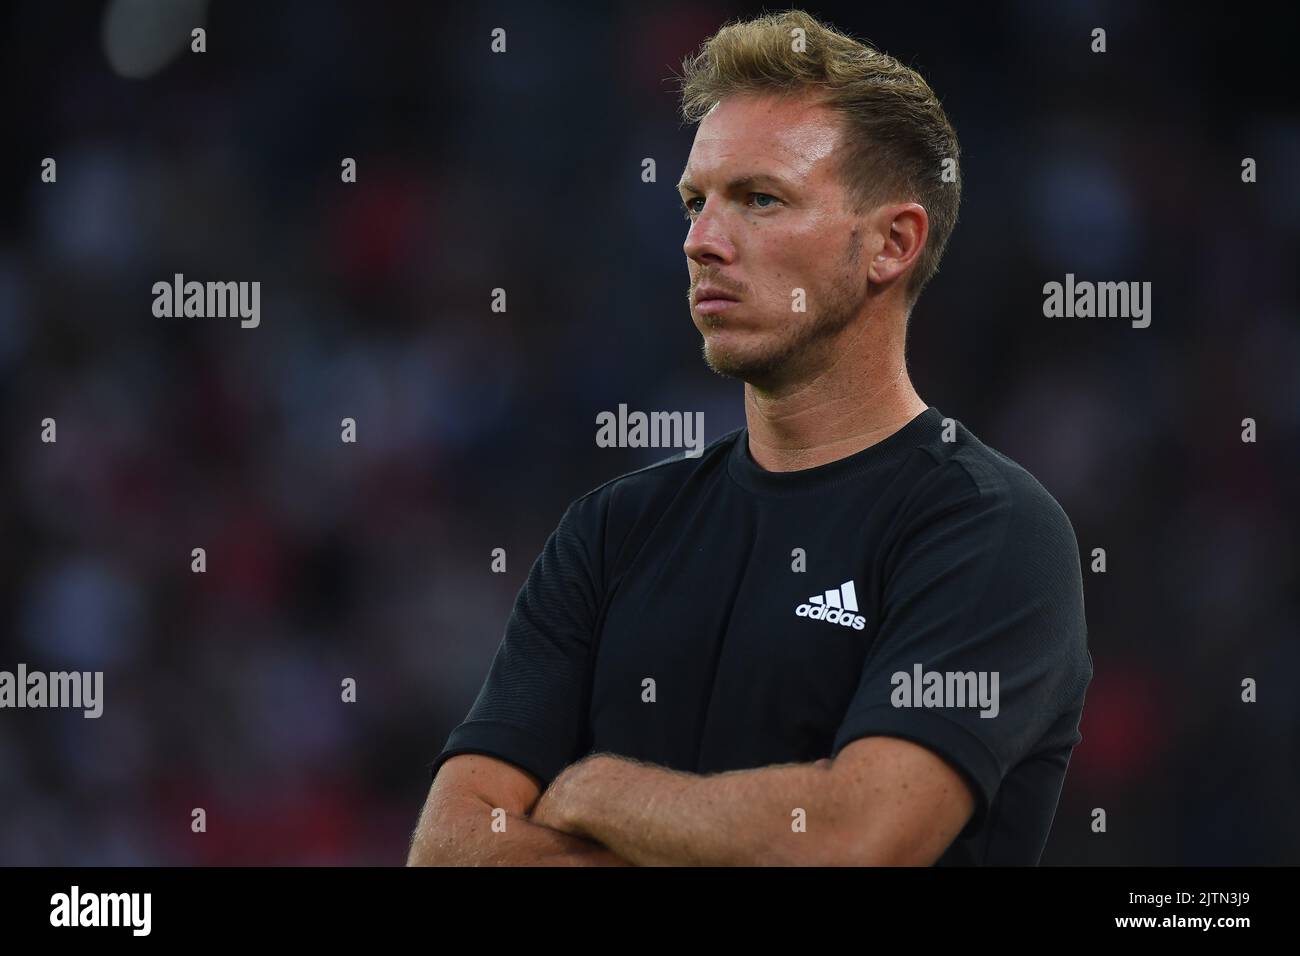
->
[682,92,844,188]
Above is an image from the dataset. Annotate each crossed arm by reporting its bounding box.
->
[407,735,975,866]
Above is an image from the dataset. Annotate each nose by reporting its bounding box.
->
[683,203,736,267]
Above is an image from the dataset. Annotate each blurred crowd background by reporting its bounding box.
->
[1,0,1296,865]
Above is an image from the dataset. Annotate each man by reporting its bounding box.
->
[407,9,1092,867]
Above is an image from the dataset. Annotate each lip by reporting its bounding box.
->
[693,285,741,314]
[694,284,740,302]
[695,298,740,315]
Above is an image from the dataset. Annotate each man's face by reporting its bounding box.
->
[679,92,869,388]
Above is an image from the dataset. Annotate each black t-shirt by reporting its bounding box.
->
[431,406,1093,865]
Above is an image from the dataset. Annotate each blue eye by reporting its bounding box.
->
[680,193,780,222]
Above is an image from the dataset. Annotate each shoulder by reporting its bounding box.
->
[562,426,744,526]
[544,428,743,583]
[883,414,1087,636]
[906,414,1080,554]
[890,413,1093,697]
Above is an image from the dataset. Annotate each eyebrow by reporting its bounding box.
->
[676,173,793,194]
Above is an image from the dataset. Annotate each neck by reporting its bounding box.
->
[743,312,926,473]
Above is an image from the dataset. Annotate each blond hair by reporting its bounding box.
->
[678,9,961,305]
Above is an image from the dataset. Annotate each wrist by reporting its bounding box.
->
[555,753,610,836]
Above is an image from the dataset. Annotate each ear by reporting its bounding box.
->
[866,202,928,289]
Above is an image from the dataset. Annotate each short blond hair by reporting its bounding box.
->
[678,9,961,305]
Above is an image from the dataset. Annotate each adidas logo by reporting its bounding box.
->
[795,580,866,630]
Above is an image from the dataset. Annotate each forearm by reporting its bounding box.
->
[556,755,841,866]
[407,791,630,866]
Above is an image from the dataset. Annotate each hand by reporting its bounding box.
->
[528,754,605,835]
[528,783,569,832]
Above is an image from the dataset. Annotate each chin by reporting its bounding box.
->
[701,334,783,383]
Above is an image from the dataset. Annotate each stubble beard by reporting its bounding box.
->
[698,231,865,391]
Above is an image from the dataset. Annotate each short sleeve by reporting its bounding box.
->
[831,456,1092,837]
[430,495,605,788]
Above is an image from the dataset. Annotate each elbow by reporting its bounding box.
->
[406,802,459,867]
[406,831,442,866]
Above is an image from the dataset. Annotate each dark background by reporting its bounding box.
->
[1,0,1297,864]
